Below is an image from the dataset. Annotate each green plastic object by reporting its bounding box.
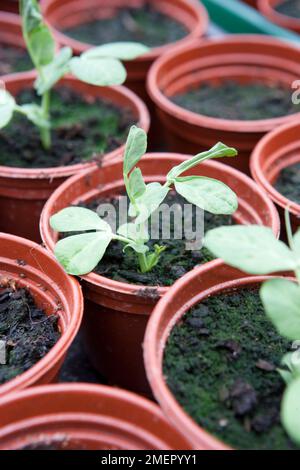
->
[202,0,300,44]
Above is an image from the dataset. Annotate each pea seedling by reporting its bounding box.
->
[204,211,300,446]
[50,125,238,276]
[0,0,148,149]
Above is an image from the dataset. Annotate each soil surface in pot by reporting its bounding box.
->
[62,3,188,49]
[275,0,300,18]
[0,87,134,168]
[0,285,60,385]
[0,46,32,75]
[275,162,300,205]
[171,81,300,121]
[163,288,297,450]
[71,192,234,286]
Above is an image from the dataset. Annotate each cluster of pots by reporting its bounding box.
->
[0,0,299,451]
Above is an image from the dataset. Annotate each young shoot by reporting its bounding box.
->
[50,125,238,276]
[0,0,149,149]
[204,210,300,446]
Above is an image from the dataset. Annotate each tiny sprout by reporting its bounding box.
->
[50,125,238,276]
[0,0,149,149]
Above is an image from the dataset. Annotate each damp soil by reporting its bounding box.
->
[172,81,300,121]
[275,162,300,205]
[0,45,32,75]
[275,0,300,18]
[63,3,188,48]
[0,286,60,385]
[0,87,135,168]
[73,192,234,287]
[163,288,297,450]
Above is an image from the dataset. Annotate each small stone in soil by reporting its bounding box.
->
[230,379,257,416]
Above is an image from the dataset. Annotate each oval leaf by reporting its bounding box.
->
[50,207,111,233]
[83,42,149,60]
[282,376,300,445]
[260,279,300,341]
[35,47,72,95]
[123,126,147,175]
[175,176,238,215]
[131,183,170,225]
[54,232,112,275]
[69,56,126,86]
[204,225,297,274]
[0,90,15,128]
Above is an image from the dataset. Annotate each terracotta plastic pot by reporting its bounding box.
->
[0,233,83,396]
[0,13,27,77]
[0,383,190,450]
[40,153,280,395]
[250,120,300,232]
[41,0,209,104]
[259,0,300,33]
[144,260,292,450]
[0,70,149,242]
[0,1,19,14]
[147,35,300,175]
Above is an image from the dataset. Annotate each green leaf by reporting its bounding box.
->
[293,228,300,256]
[35,47,72,95]
[260,279,300,341]
[123,126,147,175]
[128,168,146,199]
[21,0,55,68]
[282,376,300,445]
[278,353,300,385]
[175,176,238,215]
[167,142,237,182]
[69,56,126,86]
[130,182,170,225]
[19,104,50,129]
[54,231,112,275]
[204,226,297,274]
[118,222,149,243]
[83,42,149,60]
[50,207,112,233]
[0,90,15,128]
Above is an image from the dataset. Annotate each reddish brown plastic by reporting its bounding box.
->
[0,383,191,450]
[0,71,149,242]
[259,0,300,33]
[0,233,83,396]
[147,35,300,175]
[0,12,26,72]
[143,260,293,450]
[40,153,280,395]
[41,0,209,104]
[0,1,19,14]
[250,120,300,231]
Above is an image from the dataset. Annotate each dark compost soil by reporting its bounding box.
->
[62,3,188,48]
[74,192,234,286]
[275,0,300,18]
[163,288,297,450]
[0,87,135,168]
[0,286,60,385]
[275,162,300,205]
[171,81,300,121]
[0,45,32,75]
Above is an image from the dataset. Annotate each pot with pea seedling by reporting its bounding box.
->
[0,383,190,450]
[259,0,300,33]
[147,35,300,175]
[0,232,83,396]
[251,120,300,234]
[0,0,149,242]
[0,12,33,76]
[40,125,280,394]
[41,0,209,105]
[144,213,300,449]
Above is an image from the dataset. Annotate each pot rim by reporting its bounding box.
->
[0,70,150,179]
[250,120,300,216]
[147,34,300,133]
[0,232,83,395]
[41,0,209,61]
[40,152,280,296]
[143,259,294,450]
[258,0,300,29]
[0,10,21,26]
